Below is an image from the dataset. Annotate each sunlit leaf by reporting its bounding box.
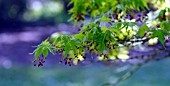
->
[138,24,149,37]
[43,48,48,59]
[74,33,85,42]
[64,44,71,57]
[161,21,170,31]
[34,46,43,61]
[47,46,54,55]
[151,30,166,46]
[99,16,111,22]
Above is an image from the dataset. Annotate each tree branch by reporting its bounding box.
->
[102,61,147,86]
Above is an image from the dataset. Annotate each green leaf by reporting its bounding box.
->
[52,36,62,45]
[110,28,121,34]
[64,39,79,57]
[151,30,157,38]
[141,0,148,9]
[74,33,85,42]
[97,31,109,53]
[101,26,107,32]
[34,46,43,61]
[47,46,54,55]
[43,48,48,59]
[116,4,125,11]
[64,44,71,57]
[138,24,149,37]
[157,30,165,47]
[113,22,122,28]
[151,30,165,46]
[99,16,111,22]
[161,21,170,31]
[70,40,78,53]
[128,22,136,28]
[63,35,70,44]
[105,30,112,40]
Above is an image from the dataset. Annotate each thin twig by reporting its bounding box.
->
[113,63,144,86]
[102,61,148,86]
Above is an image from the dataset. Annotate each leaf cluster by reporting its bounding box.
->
[32,0,170,66]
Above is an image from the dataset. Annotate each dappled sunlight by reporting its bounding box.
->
[0,31,41,44]
[29,0,43,11]
[23,0,64,22]
[0,26,61,44]
[0,57,12,69]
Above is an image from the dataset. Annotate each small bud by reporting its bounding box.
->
[42,61,45,63]
[65,61,67,65]
[59,61,62,64]
[69,58,72,61]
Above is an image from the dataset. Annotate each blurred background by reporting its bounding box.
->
[0,0,170,86]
